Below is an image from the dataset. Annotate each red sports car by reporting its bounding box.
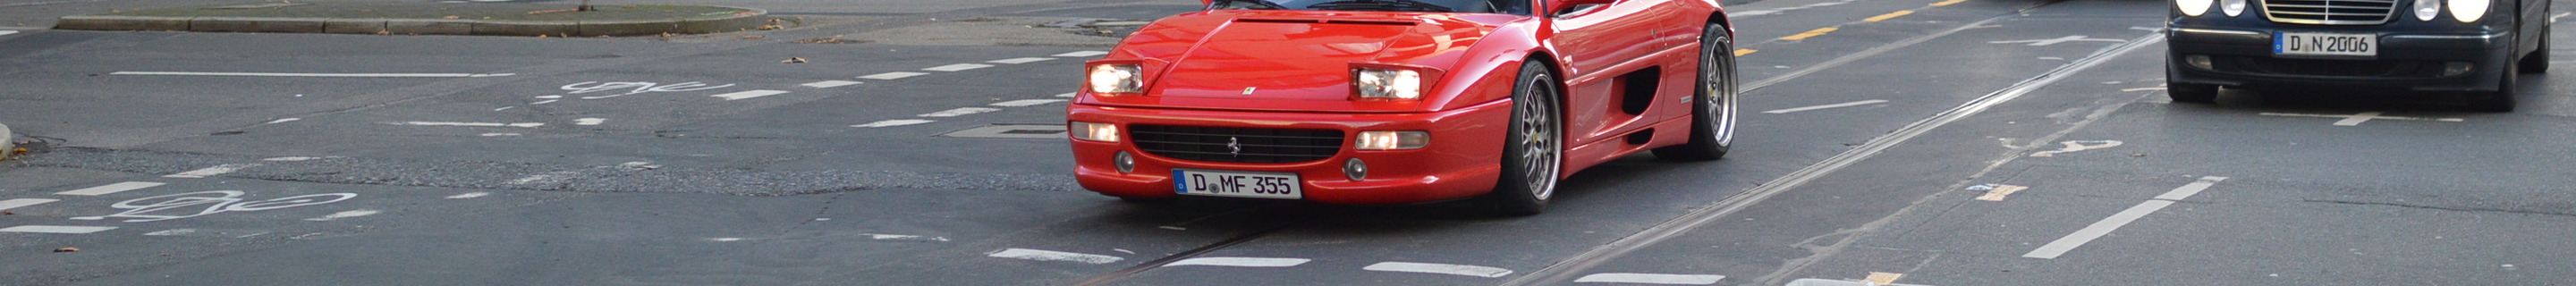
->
[1067,0,1738,214]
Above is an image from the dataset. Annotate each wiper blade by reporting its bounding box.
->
[1303,0,1454,13]
[1215,0,1292,10]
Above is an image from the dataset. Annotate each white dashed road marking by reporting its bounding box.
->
[860,72,928,80]
[919,107,1000,117]
[801,80,863,88]
[264,118,301,124]
[853,119,935,128]
[988,57,1055,64]
[447,192,490,199]
[0,225,118,234]
[56,181,166,196]
[2024,176,2229,259]
[304,209,381,221]
[109,72,514,78]
[1055,51,1110,57]
[167,164,258,178]
[389,122,546,128]
[0,198,59,212]
[1055,92,1077,97]
[1164,257,1312,267]
[2259,112,2464,126]
[1364,262,1513,278]
[1764,99,1889,114]
[924,63,994,72]
[0,30,16,37]
[263,156,326,162]
[709,89,792,101]
[991,99,1068,106]
[144,229,197,236]
[574,118,606,125]
[1574,273,1726,284]
[862,233,952,241]
[987,248,1124,265]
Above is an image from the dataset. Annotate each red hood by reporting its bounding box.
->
[1099,11,1509,112]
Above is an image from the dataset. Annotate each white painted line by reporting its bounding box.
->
[1763,99,1889,114]
[858,72,928,80]
[1364,262,1514,278]
[2333,112,2383,126]
[801,80,863,88]
[263,118,301,124]
[574,118,606,125]
[852,119,935,128]
[494,106,515,111]
[1164,257,1312,267]
[1575,273,1725,284]
[2120,87,2167,92]
[166,164,258,178]
[2154,176,2229,201]
[919,107,1000,117]
[987,248,1123,265]
[865,232,958,240]
[2023,200,2173,259]
[2258,112,2462,126]
[1054,51,1110,57]
[0,30,16,37]
[531,99,560,105]
[1970,184,2029,201]
[446,192,490,199]
[991,99,1068,107]
[0,198,59,212]
[710,89,792,101]
[388,122,545,128]
[924,63,994,72]
[988,57,1055,64]
[109,72,514,78]
[710,238,746,242]
[1055,92,1077,97]
[144,229,197,236]
[2555,12,2569,23]
[56,181,165,196]
[263,156,326,162]
[0,225,118,234]
[479,133,521,137]
[304,209,380,221]
[508,171,579,185]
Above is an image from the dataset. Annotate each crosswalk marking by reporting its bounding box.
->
[56,181,166,196]
[988,57,1055,64]
[1576,273,1725,284]
[709,89,792,100]
[0,198,59,212]
[0,225,118,234]
[924,63,993,72]
[859,72,928,80]
[801,80,863,88]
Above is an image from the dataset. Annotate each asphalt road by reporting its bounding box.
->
[3,0,2572,285]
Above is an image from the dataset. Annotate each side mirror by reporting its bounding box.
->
[1545,0,1617,17]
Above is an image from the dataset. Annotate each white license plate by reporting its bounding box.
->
[1172,169,1302,199]
[2275,32,2377,56]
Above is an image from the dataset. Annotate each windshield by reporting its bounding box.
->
[1211,0,1532,15]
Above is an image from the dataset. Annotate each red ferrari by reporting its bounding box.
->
[1067,0,1738,214]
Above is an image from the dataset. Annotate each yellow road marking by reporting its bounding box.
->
[1864,273,1904,284]
[1781,27,1838,40]
[1975,184,2029,201]
[1865,10,1916,21]
[1931,0,1970,6]
[1734,48,1758,56]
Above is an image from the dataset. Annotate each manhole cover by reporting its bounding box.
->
[940,124,1065,139]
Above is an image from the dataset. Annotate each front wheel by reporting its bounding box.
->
[1654,23,1737,161]
[1485,60,1563,216]
[2469,61,2518,112]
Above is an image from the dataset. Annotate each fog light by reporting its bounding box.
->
[1355,130,1429,150]
[2185,55,2215,70]
[1343,158,1368,181]
[1114,151,1136,173]
[2443,62,2476,77]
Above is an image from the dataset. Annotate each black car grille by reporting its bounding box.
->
[2218,56,2442,78]
[2262,0,2398,25]
[1131,125,1344,164]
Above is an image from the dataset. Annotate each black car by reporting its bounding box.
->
[2165,0,2549,111]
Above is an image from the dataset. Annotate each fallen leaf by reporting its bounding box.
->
[537,34,548,38]
[740,35,763,39]
[2131,153,2146,157]
[444,15,460,20]
[375,30,390,35]
[2,211,13,215]
[54,247,79,253]
[781,57,807,63]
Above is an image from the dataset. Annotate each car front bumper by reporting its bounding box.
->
[1065,99,1512,205]
[2165,23,2515,92]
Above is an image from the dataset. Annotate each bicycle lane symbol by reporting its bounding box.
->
[70,190,358,223]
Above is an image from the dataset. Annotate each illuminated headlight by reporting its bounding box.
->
[1354,68,1424,100]
[1355,130,1429,150]
[2219,0,2245,16]
[1070,122,1120,142]
[2415,0,2443,21]
[1088,64,1142,95]
[2447,0,2487,22]
[2175,0,2212,16]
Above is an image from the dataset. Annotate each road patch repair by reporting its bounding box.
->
[54,2,768,37]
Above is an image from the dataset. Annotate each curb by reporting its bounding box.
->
[54,6,767,37]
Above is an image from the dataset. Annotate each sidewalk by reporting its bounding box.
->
[54,2,768,37]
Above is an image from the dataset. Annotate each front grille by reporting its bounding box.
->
[2262,0,2398,25]
[1131,125,1344,164]
[2216,56,2442,78]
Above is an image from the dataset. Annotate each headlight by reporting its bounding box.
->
[1353,68,1424,100]
[2447,0,2487,22]
[1354,130,1428,150]
[2219,0,2245,16]
[2415,0,2443,21]
[2175,0,2212,16]
[1070,122,1120,142]
[1087,64,1141,95]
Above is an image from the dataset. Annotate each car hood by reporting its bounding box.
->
[1106,11,1507,112]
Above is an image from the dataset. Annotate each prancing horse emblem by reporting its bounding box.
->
[1227,137,1242,156]
[1242,87,1258,96]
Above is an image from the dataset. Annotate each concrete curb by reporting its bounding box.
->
[54,6,767,37]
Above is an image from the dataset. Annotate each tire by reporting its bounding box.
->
[1654,23,1737,162]
[2167,81,2220,103]
[2520,23,2548,73]
[1485,60,1563,216]
[2470,61,2518,112]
